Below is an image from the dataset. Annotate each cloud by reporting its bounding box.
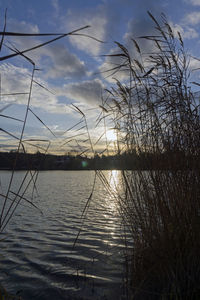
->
[185,0,200,5]
[99,9,199,84]
[99,47,130,83]
[61,79,104,106]
[0,63,72,114]
[188,56,200,72]
[183,11,200,25]
[7,18,39,34]
[124,17,158,53]
[0,63,104,113]
[6,19,88,80]
[0,63,31,102]
[45,44,87,79]
[64,1,161,57]
[64,5,107,56]
[169,21,198,39]
[99,16,157,83]
[51,0,60,16]
[6,18,41,62]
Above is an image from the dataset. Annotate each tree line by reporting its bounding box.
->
[0,150,198,170]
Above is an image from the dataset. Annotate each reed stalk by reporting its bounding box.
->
[100,12,200,299]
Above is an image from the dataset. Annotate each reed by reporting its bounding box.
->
[99,12,200,299]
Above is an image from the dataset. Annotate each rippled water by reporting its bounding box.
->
[0,170,127,300]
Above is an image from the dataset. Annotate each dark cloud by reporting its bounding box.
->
[124,17,157,53]
[63,79,104,106]
[123,0,165,51]
[46,44,87,79]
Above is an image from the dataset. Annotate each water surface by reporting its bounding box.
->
[0,170,127,300]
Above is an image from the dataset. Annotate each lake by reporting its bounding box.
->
[0,170,128,300]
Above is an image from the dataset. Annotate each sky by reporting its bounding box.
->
[0,0,200,155]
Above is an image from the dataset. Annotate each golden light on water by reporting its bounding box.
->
[109,170,120,190]
[104,170,121,212]
[102,170,121,244]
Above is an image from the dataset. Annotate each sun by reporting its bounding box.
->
[106,129,117,141]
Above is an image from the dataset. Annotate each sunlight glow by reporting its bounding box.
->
[106,129,117,142]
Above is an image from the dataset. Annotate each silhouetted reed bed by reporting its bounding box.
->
[99,12,200,299]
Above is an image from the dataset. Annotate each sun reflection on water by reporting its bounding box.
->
[107,170,121,212]
[109,170,120,190]
[101,170,122,244]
